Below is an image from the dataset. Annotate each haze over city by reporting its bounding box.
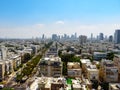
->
[0,0,120,38]
[1,0,120,90]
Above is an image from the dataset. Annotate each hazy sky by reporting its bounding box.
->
[0,0,120,38]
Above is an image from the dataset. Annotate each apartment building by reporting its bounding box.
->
[0,61,5,81]
[11,55,21,70]
[35,77,65,90]
[5,60,13,75]
[39,57,62,77]
[81,59,91,73]
[67,62,81,78]
[109,83,120,90]
[93,52,107,61]
[113,54,120,74]
[86,64,99,81]
[46,46,58,57]
[81,59,99,81]
[100,59,118,82]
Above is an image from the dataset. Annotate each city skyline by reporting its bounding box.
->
[0,0,120,38]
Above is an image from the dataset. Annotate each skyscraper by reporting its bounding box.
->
[91,33,93,41]
[75,33,77,38]
[114,29,120,44]
[99,33,104,40]
[42,34,45,40]
[109,35,113,42]
[52,34,58,41]
[79,35,87,45]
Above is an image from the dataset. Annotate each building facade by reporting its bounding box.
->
[39,57,62,77]
[114,29,120,44]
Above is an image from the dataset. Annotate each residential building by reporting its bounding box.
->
[100,59,118,82]
[46,46,58,57]
[34,77,65,90]
[81,59,99,81]
[39,57,62,77]
[81,59,91,74]
[86,64,99,81]
[67,62,81,78]
[0,61,5,81]
[24,47,33,55]
[109,83,120,90]
[11,55,21,70]
[72,79,82,90]
[93,52,107,61]
[113,54,120,81]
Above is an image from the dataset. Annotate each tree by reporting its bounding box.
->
[91,80,99,89]
[62,62,68,75]
[100,82,109,90]
[61,54,80,75]
[22,53,31,63]
[2,88,14,90]
[16,74,23,82]
[106,52,114,60]
[58,50,62,57]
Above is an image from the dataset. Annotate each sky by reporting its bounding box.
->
[0,0,120,38]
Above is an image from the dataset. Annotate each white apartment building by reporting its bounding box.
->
[113,54,120,74]
[101,59,118,82]
[86,64,99,81]
[81,59,99,81]
[11,55,21,70]
[67,62,81,78]
[109,83,120,90]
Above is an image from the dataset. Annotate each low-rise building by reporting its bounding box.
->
[67,62,81,78]
[24,47,33,55]
[72,79,82,90]
[113,54,120,81]
[86,64,99,81]
[109,83,120,90]
[81,59,91,73]
[30,77,65,90]
[93,52,107,61]
[46,46,58,57]
[100,59,118,82]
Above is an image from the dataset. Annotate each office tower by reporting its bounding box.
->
[64,34,67,39]
[109,35,113,42]
[42,34,45,40]
[75,32,77,38]
[99,33,104,40]
[114,29,120,44]
[79,35,87,45]
[52,34,58,41]
[91,33,93,41]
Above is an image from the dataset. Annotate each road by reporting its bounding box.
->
[4,52,41,88]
